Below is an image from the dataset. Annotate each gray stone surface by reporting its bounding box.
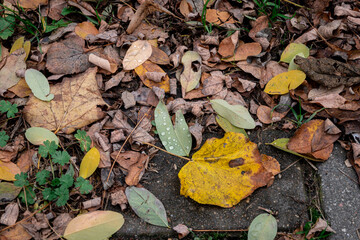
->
[111,129,308,239]
[318,143,360,240]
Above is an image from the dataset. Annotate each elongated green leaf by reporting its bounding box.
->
[154,101,192,156]
[216,115,248,137]
[125,186,169,227]
[280,43,309,63]
[248,214,277,240]
[25,69,54,101]
[266,138,323,162]
[25,127,59,145]
[0,182,21,203]
[63,210,124,240]
[211,99,255,129]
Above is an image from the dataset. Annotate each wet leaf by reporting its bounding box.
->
[23,68,106,134]
[264,70,306,95]
[248,214,277,240]
[25,69,54,101]
[123,40,152,70]
[154,101,192,156]
[0,182,21,203]
[179,132,279,207]
[75,21,99,39]
[63,210,124,240]
[280,43,309,63]
[25,127,59,145]
[79,147,100,179]
[125,186,169,227]
[216,115,248,137]
[0,161,21,181]
[134,61,170,92]
[180,51,202,95]
[210,99,255,129]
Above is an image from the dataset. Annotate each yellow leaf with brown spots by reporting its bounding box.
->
[178,132,279,208]
[134,61,170,93]
[23,68,106,134]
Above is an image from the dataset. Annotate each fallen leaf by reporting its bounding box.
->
[257,105,287,124]
[25,127,59,145]
[189,122,203,149]
[0,202,19,225]
[211,99,255,129]
[249,16,269,40]
[149,45,170,65]
[121,91,136,109]
[154,101,192,156]
[135,61,170,93]
[180,51,202,95]
[318,20,342,39]
[222,42,262,62]
[310,93,346,108]
[46,36,92,75]
[179,0,192,18]
[75,21,99,39]
[0,182,21,203]
[23,68,107,134]
[125,186,169,227]
[248,214,277,240]
[16,149,36,172]
[88,54,117,73]
[8,0,47,9]
[51,213,72,238]
[0,161,21,181]
[264,70,306,95]
[218,31,239,58]
[48,0,67,20]
[0,224,32,240]
[179,132,279,207]
[63,211,124,240]
[280,43,309,63]
[173,224,190,239]
[123,40,152,70]
[306,218,336,239]
[8,78,31,98]
[111,189,128,210]
[206,9,235,25]
[216,115,248,137]
[0,49,26,95]
[79,147,100,179]
[25,69,54,101]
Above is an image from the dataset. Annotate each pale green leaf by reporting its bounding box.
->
[25,69,54,101]
[125,186,169,227]
[280,43,309,63]
[25,127,59,145]
[154,101,192,156]
[216,115,248,137]
[63,210,124,240]
[288,52,305,71]
[248,213,277,240]
[210,99,255,129]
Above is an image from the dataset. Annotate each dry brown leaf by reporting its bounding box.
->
[206,9,235,25]
[8,78,31,98]
[17,149,36,172]
[48,0,67,20]
[202,71,224,96]
[173,224,190,239]
[318,20,342,39]
[131,22,169,40]
[111,189,128,210]
[75,21,99,39]
[121,91,136,109]
[0,161,21,181]
[218,31,239,58]
[117,4,134,22]
[257,105,287,124]
[149,45,170,65]
[222,42,262,62]
[105,71,127,91]
[179,0,192,18]
[249,15,268,40]
[0,49,26,95]
[0,203,19,225]
[123,40,152,70]
[334,5,360,18]
[294,28,318,44]
[306,218,336,239]
[145,71,166,82]
[46,36,91,74]
[8,0,47,9]
[310,93,346,108]
[24,68,106,134]
[89,54,117,73]
[189,122,203,149]
[308,85,344,100]
[134,61,170,92]
[0,224,32,240]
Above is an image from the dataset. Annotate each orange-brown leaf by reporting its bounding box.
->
[134,61,170,93]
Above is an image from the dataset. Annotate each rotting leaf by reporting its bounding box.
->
[179,132,279,207]
[25,69,54,101]
[280,43,309,63]
[180,51,202,96]
[0,182,21,203]
[264,70,306,95]
[79,147,100,179]
[216,115,248,137]
[125,186,169,227]
[25,127,59,145]
[248,214,277,240]
[211,99,255,129]
[123,40,152,70]
[154,101,192,156]
[134,61,170,92]
[63,210,124,240]
[23,68,107,134]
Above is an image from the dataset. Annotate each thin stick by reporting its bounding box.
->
[192,229,248,232]
[280,158,300,173]
[304,158,317,171]
[281,0,309,9]
[106,107,152,182]
[141,142,191,161]
[0,202,50,233]
[338,168,359,185]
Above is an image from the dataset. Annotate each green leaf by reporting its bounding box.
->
[0,182,21,203]
[25,127,59,145]
[74,130,91,152]
[36,170,50,185]
[19,186,36,205]
[38,140,58,158]
[210,99,255,129]
[52,151,71,166]
[0,100,18,118]
[0,131,9,147]
[280,43,309,63]
[60,174,74,188]
[75,177,93,194]
[25,69,54,101]
[42,187,57,201]
[154,101,192,156]
[248,214,277,240]
[125,186,169,227]
[266,138,324,162]
[44,19,69,33]
[288,52,305,71]
[14,172,29,187]
[51,178,61,187]
[0,16,15,40]
[55,185,69,206]
[216,115,248,137]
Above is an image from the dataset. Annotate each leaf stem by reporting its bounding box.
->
[141,142,191,161]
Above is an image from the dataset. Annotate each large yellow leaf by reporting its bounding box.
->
[23,68,106,134]
[79,147,100,179]
[0,161,21,181]
[178,132,279,208]
[264,70,306,95]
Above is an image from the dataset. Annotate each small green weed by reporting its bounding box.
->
[253,0,293,23]
[74,130,92,152]
[0,100,18,147]
[296,208,333,239]
[201,0,213,33]
[14,140,93,207]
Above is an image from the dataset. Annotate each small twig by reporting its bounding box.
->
[303,158,318,171]
[106,107,152,182]
[280,158,301,173]
[0,202,50,233]
[338,168,359,185]
[141,142,191,161]
[281,0,310,9]
[192,229,248,232]
[23,186,28,211]
[44,217,64,240]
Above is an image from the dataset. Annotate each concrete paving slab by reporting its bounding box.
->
[318,143,360,240]
[112,129,308,239]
